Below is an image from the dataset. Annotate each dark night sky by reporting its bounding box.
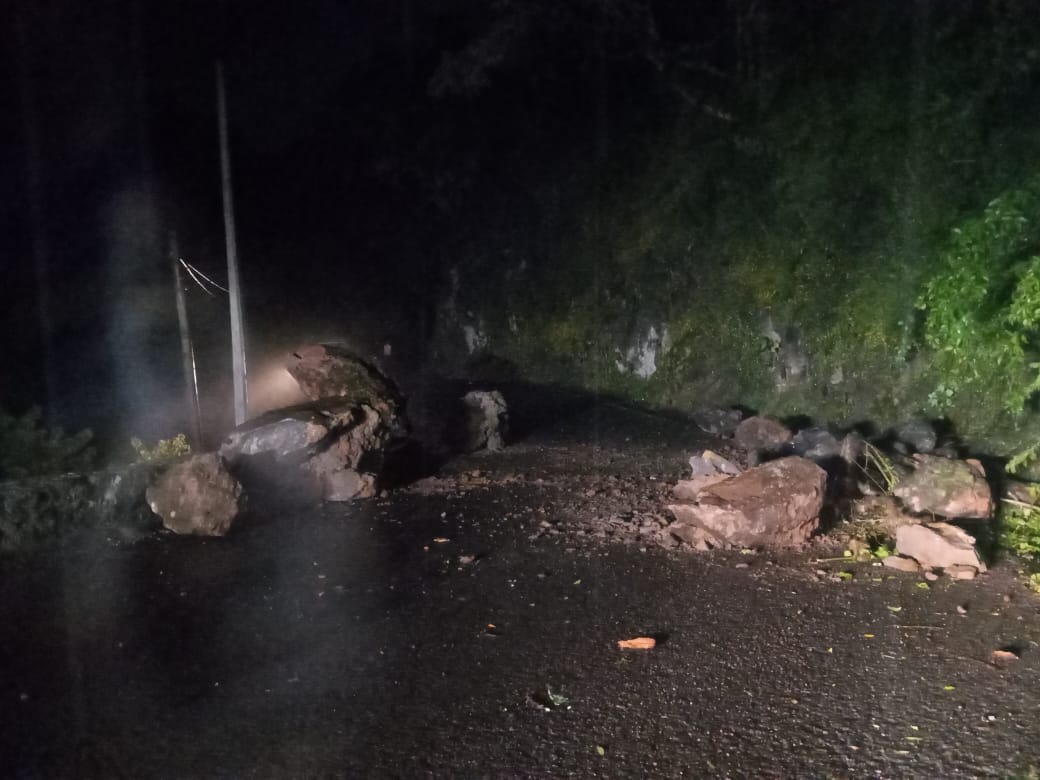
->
[1,0,678,449]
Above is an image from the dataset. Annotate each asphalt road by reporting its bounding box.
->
[2,396,1040,778]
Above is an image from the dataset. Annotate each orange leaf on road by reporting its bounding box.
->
[617,637,656,650]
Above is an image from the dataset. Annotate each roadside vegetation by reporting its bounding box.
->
[0,407,94,480]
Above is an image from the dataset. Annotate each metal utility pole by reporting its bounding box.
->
[169,233,203,447]
[216,60,248,426]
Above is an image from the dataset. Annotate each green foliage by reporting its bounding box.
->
[919,180,1040,414]
[131,434,192,463]
[0,407,94,480]
[1007,442,1040,475]
[439,0,1040,444]
[1002,502,1040,558]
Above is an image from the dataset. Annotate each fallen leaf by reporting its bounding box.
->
[433,537,450,544]
[887,605,903,613]
[991,649,1020,665]
[863,633,875,638]
[943,685,955,691]
[838,571,854,581]
[596,745,606,756]
[916,582,930,590]
[617,637,656,650]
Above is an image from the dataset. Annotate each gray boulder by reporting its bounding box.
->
[462,390,509,452]
[221,398,397,502]
[894,419,938,454]
[692,407,743,438]
[893,454,993,519]
[791,427,842,462]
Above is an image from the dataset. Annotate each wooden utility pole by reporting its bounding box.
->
[169,233,203,447]
[216,60,248,426]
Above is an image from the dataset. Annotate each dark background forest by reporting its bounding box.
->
[4,0,1040,460]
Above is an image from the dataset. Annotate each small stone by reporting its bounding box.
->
[734,416,793,456]
[945,564,979,580]
[924,571,939,581]
[882,555,921,573]
[894,419,938,454]
[692,407,743,437]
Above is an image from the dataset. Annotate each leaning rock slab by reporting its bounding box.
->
[147,454,241,536]
[893,454,993,518]
[895,522,986,572]
[667,456,826,548]
[462,390,509,452]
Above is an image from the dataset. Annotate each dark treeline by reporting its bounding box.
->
[2,1,1040,451]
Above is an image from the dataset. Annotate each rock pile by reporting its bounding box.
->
[670,412,995,579]
[147,345,407,536]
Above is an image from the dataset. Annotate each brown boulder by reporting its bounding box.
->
[147,454,241,536]
[667,456,826,548]
[286,343,403,421]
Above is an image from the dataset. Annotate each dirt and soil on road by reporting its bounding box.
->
[2,388,1039,777]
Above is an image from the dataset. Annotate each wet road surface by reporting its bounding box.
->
[2,398,1040,777]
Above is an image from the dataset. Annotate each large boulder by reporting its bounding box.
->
[892,454,993,519]
[667,456,826,548]
[286,343,403,423]
[221,398,395,502]
[147,454,241,536]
